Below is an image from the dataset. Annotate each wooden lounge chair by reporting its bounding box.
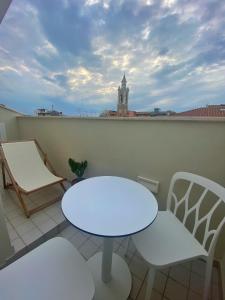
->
[0,139,66,217]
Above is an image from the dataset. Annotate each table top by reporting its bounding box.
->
[62,176,158,238]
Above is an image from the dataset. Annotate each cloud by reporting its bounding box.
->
[0,0,225,115]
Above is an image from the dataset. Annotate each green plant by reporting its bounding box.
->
[68,158,87,178]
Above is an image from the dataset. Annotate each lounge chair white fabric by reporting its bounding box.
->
[0,140,66,217]
[0,237,95,300]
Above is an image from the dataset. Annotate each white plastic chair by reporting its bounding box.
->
[130,172,225,300]
[0,237,95,300]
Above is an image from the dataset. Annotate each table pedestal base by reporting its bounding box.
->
[87,252,132,300]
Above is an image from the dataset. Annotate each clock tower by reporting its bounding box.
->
[117,74,129,116]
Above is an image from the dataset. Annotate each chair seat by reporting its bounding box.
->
[132,211,208,268]
[18,173,64,193]
[0,237,95,300]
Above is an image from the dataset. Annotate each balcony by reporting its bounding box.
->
[0,105,224,300]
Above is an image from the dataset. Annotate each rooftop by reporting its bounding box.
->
[178,105,225,117]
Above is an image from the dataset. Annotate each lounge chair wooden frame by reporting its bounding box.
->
[0,139,66,218]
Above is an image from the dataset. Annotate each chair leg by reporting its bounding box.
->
[2,163,7,189]
[16,190,30,218]
[145,267,156,300]
[203,259,213,300]
[60,182,66,192]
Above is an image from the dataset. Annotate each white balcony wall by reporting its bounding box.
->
[0,106,21,140]
[16,115,225,259]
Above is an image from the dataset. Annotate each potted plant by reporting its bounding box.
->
[68,158,88,185]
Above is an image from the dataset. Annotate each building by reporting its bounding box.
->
[100,75,175,118]
[100,110,137,117]
[35,106,63,116]
[100,107,175,118]
[117,74,129,116]
[177,104,225,117]
[100,75,141,117]
[149,108,176,117]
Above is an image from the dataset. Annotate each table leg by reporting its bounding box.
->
[87,237,132,300]
[102,237,113,283]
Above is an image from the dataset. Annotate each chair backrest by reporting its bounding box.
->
[1,140,43,171]
[0,140,55,191]
[167,172,225,256]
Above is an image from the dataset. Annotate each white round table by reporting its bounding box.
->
[62,176,158,300]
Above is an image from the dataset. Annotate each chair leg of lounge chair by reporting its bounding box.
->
[29,196,60,216]
[2,162,7,189]
[60,182,66,192]
[16,190,30,218]
[2,163,30,217]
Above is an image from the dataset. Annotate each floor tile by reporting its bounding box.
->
[21,228,42,245]
[212,266,219,285]
[60,224,79,239]
[44,227,59,240]
[154,271,167,293]
[16,220,36,236]
[6,221,13,231]
[126,238,137,255]
[119,243,137,263]
[137,283,162,300]
[129,255,149,281]
[44,205,60,217]
[192,259,206,277]
[188,290,203,300]
[50,211,65,224]
[9,214,27,227]
[161,267,171,276]
[8,228,19,241]
[6,208,23,220]
[190,272,204,295]
[165,278,188,300]
[89,235,103,247]
[181,261,192,271]
[11,238,26,252]
[2,199,19,213]
[115,245,133,265]
[69,231,88,249]
[98,239,121,252]
[170,265,190,287]
[36,219,57,234]
[27,237,45,252]
[31,212,51,226]
[129,274,142,300]
[79,239,99,260]
[58,220,68,231]
[211,282,221,300]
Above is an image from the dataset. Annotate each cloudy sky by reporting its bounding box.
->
[0,0,225,115]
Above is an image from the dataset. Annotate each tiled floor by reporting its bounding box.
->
[1,181,69,256]
[57,225,222,300]
[1,182,223,300]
